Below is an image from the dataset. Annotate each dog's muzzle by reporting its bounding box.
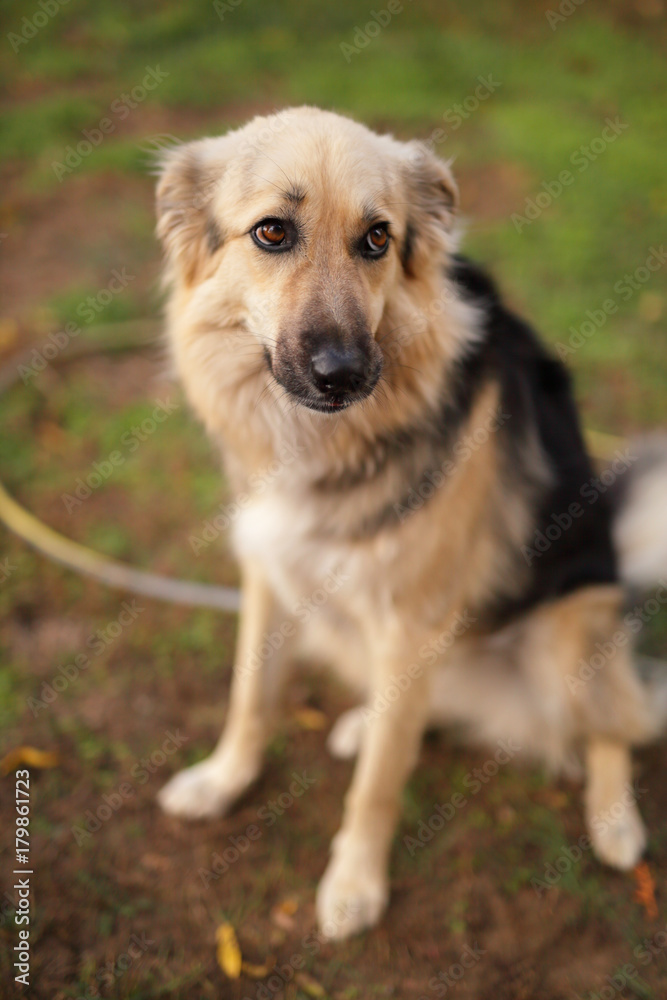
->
[272,330,382,413]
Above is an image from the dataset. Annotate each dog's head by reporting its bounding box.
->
[156,107,458,414]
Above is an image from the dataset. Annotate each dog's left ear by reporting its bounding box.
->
[155,140,226,286]
[400,143,459,277]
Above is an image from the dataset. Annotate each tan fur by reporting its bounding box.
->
[155,107,658,939]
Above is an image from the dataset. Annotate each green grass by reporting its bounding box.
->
[2,1,665,425]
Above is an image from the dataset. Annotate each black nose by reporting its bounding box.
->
[310,346,367,395]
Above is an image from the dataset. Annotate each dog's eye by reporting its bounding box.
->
[252,219,288,248]
[363,223,390,257]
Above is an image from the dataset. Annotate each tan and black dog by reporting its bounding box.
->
[154,106,667,939]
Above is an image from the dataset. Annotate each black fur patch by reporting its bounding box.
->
[401,222,416,275]
[448,255,618,627]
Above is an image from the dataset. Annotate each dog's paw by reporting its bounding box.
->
[316,836,389,940]
[327,707,365,760]
[157,755,257,821]
[588,799,647,871]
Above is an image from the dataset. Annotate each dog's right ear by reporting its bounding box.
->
[155,141,225,286]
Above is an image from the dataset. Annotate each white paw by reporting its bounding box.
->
[327,707,366,760]
[157,753,258,821]
[316,835,389,940]
[588,799,647,871]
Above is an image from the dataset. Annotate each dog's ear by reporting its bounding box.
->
[155,141,226,285]
[400,143,459,277]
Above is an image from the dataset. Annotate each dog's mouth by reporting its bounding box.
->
[290,381,379,414]
[269,347,382,415]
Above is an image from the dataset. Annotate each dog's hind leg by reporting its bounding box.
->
[531,586,653,870]
[585,737,646,870]
[158,559,294,820]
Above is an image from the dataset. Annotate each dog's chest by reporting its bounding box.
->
[232,488,398,616]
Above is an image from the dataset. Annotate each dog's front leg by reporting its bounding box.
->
[317,635,430,939]
[158,559,292,820]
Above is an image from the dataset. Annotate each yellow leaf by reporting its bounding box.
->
[295,971,326,997]
[0,747,59,775]
[215,922,242,979]
[241,957,275,979]
[0,317,18,351]
[293,707,327,731]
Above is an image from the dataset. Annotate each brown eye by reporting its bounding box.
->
[364,224,389,256]
[253,219,287,247]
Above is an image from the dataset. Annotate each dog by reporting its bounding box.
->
[154,106,667,940]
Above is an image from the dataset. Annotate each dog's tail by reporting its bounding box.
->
[613,433,667,591]
[612,434,667,732]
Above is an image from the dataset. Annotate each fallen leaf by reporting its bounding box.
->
[0,317,18,351]
[295,971,326,997]
[634,862,659,919]
[241,957,276,978]
[215,922,242,979]
[293,707,328,731]
[0,747,59,775]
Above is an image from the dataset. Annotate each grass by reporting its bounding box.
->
[2,3,665,427]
